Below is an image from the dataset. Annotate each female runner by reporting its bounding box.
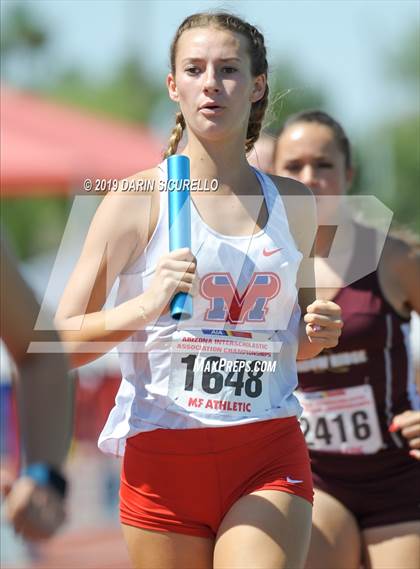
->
[275,109,420,569]
[56,15,342,569]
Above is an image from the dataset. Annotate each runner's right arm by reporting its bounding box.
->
[55,173,196,368]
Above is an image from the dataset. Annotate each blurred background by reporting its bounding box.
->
[0,1,419,567]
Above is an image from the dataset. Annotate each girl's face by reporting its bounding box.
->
[167,27,266,144]
[274,122,352,197]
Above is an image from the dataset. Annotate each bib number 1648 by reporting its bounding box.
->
[181,355,263,398]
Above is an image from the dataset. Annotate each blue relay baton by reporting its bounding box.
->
[167,155,193,320]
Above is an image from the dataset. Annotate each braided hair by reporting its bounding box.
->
[163,12,269,159]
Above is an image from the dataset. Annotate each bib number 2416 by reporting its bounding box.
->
[297,385,384,454]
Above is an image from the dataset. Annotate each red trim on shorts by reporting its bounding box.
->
[120,417,313,538]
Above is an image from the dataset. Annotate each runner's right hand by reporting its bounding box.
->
[143,248,197,319]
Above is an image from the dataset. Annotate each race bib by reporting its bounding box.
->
[167,329,279,418]
[296,384,384,454]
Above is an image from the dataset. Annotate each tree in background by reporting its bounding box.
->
[1,2,164,259]
[48,56,164,126]
[357,24,419,234]
[383,23,419,234]
[1,2,71,259]
[0,1,50,89]
[265,61,325,134]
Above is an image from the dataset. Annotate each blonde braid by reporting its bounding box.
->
[246,84,269,153]
[244,24,269,153]
[163,111,185,159]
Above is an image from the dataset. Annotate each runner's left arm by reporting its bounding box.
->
[269,176,343,360]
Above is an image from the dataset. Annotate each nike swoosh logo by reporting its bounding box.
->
[286,476,303,484]
[263,247,282,257]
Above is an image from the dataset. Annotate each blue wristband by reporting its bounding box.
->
[21,463,67,497]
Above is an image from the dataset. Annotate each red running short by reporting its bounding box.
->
[120,417,313,538]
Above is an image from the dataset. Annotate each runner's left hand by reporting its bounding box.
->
[304,300,343,349]
[390,410,420,460]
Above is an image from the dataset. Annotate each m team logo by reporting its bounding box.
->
[200,272,281,324]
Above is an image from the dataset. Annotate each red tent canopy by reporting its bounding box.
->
[1,85,164,196]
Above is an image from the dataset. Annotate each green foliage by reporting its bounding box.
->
[385,23,419,91]
[357,24,420,234]
[47,56,165,124]
[347,121,419,234]
[385,115,420,233]
[1,4,165,260]
[265,62,325,134]
[1,198,72,259]
[0,2,47,54]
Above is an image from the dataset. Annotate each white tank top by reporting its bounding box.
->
[98,163,303,456]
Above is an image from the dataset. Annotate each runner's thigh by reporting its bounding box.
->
[362,521,420,569]
[121,524,214,569]
[306,488,361,569]
[214,489,312,569]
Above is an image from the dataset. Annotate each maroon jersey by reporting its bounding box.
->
[296,228,420,529]
[297,269,418,452]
